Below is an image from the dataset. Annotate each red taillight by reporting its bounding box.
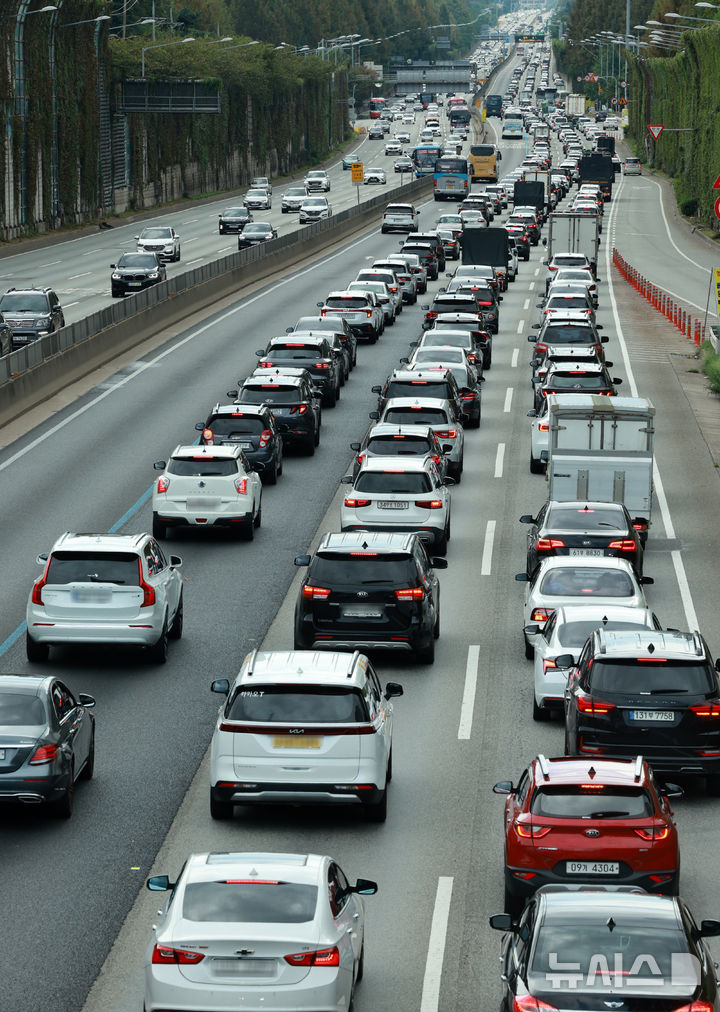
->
[258,361,274,368]
[302,585,331,600]
[530,607,554,623]
[577,696,615,715]
[202,428,214,444]
[315,362,331,370]
[608,539,637,552]
[344,497,371,508]
[633,826,670,842]
[395,587,424,601]
[690,701,720,717]
[152,944,205,965]
[414,499,443,508]
[234,477,248,494]
[258,428,272,448]
[435,429,457,439]
[29,743,58,765]
[516,824,552,839]
[32,557,51,605]
[138,558,156,608]
[536,538,564,551]
[289,404,308,414]
[284,946,340,967]
[538,423,549,431]
[366,310,373,318]
[543,659,557,673]
[425,311,438,321]
[536,343,548,353]
[672,1002,714,1011]
[512,994,558,1010]
[157,476,170,494]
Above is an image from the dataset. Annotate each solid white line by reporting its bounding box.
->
[494,442,505,478]
[511,348,519,367]
[481,520,496,575]
[503,387,513,412]
[606,175,699,631]
[523,297,529,310]
[516,319,524,334]
[458,645,480,739]
[646,176,708,273]
[420,877,454,1012]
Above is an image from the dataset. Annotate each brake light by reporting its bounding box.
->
[138,558,156,608]
[516,824,552,839]
[284,946,340,967]
[536,538,564,551]
[202,428,214,444]
[395,587,424,600]
[536,343,548,353]
[512,996,558,1011]
[633,826,670,841]
[543,659,557,673]
[461,393,476,401]
[152,944,205,965]
[344,497,371,508]
[690,701,720,717]
[608,539,637,552]
[156,476,170,494]
[425,311,438,320]
[315,362,331,370]
[302,584,331,600]
[366,310,373,318]
[258,361,274,367]
[234,477,248,494]
[577,696,615,715]
[538,423,549,432]
[530,607,554,623]
[29,743,58,765]
[435,429,457,439]
[671,1002,714,1011]
[415,499,443,509]
[32,556,51,605]
[258,428,272,448]
[289,405,308,414]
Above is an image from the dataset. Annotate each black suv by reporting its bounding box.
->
[110,253,167,298]
[423,293,485,331]
[256,335,341,407]
[218,206,252,233]
[414,233,446,272]
[372,368,464,420]
[196,404,283,484]
[289,316,358,369]
[563,629,720,792]
[230,374,320,455]
[0,287,64,346]
[293,531,447,664]
[401,242,439,281]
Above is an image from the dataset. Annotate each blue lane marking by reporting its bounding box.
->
[1,483,155,659]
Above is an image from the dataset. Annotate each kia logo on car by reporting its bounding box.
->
[289,728,304,734]
[585,829,600,837]
[357,591,369,598]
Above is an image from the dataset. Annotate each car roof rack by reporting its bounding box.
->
[633,755,644,782]
[537,754,551,780]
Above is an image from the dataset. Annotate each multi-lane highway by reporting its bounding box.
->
[3,45,720,1012]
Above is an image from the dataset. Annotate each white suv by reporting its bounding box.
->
[135,226,180,262]
[304,169,331,192]
[26,533,183,663]
[152,445,262,541]
[209,649,403,822]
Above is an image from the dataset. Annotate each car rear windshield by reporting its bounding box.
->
[267,345,321,360]
[367,436,430,455]
[548,373,608,391]
[238,385,299,405]
[228,685,369,723]
[548,296,590,309]
[386,381,450,399]
[432,299,479,314]
[0,692,47,726]
[325,297,368,310]
[546,507,626,532]
[540,326,596,345]
[354,472,432,494]
[386,205,412,214]
[310,553,417,587]
[531,785,653,819]
[553,255,589,267]
[557,620,649,649]
[589,660,715,695]
[168,458,238,476]
[183,881,318,924]
[424,333,473,349]
[208,415,265,436]
[385,407,448,425]
[414,349,465,364]
[538,568,634,598]
[46,551,140,585]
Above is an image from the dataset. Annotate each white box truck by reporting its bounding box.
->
[566,94,585,118]
[546,394,655,539]
[543,210,601,278]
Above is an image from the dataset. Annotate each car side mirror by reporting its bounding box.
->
[353,879,378,896]
[492,781,514,795]
[661,783,684,799]
[384,682,404,699]
[515,573,529,582]
[554,654,575,668]
[489,913,515,932]
[211,678,230,695]
[110,263,116,269]
[605,361,614,368]
[147,875,173,892]
[294,555,311,567]
[36,553,49,565]
[523,624,540,637]
[369,411,379,420]
[409,340,419,347]
[371,385,382,394]
[195,422,205,431]
[640,576,654,585]
[316,301,323,307]
[169,556,182,568]
[340,475,353,484]
[443,476,456,486]
[78,693,96,708]
[227,390,238,398]
[421,305,430,311]
[399,357,409,364]
[697,920,720,939]
[350,442,361,451]
[431,557,448,569]
[255,348,265,357]
[519,514,535,524]
[527,409,537,418]
[613,377,622,385]
[153,461,167,470]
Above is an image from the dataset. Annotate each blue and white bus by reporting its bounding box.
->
[433,157,470,200]
[501,107,524,140]
[411,143,442,178]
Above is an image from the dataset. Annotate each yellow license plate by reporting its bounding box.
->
[273,736,321,748]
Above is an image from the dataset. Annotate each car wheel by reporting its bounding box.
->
[241,516,255,541]
[365,789,387,822]
[356,942,365,981]
[79,729,95,781]
[530,455,546,475]
[111,287,122,298]
[381,226,387,234]
[524,636,534,660]
[277,453,283,476]
[469,409,481,430]
[254,504,262,529]
[175,247,181,261]
[706,775,720,797]
[152,514,167,540]
[533,697,549,722]
[434,532,448,556]
[52,772,74,819]
[483,350,492,370]
[26,632,49,662]
[564,727,576,755]
[210,792,234,821]
[503,882,523,917]
[417,636,435,664]
[169,591,183,640]
[305,435,316,456]
[323,386,337,408]
[264,459,278,485]
[148,621,169,664]
[281,207,288,214]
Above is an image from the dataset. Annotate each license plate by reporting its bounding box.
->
[213,957,275,976]
[70,588,112,603]
[630,710,674,722]
[569,548,603,557]
[567,861,619,875]
[128,281,141,287]
[186,497,219,510]
[378,501,409,510]
[343,605,382,618]
[238,442,252,449]
[272,736,320,748]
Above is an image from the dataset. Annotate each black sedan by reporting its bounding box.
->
[110,253,166,297]
[218,206,252,233]
[0,674,95,818]
[238,222,278,249]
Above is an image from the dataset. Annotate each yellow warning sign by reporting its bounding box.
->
[714,267,720,322]
[351,162,364,183]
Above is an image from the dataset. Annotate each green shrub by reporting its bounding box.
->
[701,339,720,393]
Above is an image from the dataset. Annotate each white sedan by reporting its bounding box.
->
[363,166,387,185]
[144,852,377,1012]
[515,556,653,659]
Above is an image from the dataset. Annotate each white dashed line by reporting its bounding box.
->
[494,442,505,477]
[481,520,496,575]
[511,348,519,368]
[420,877,454,1012]
[458,646,480,740]
[516,319,525,334]
[523,297,529,310]
[504,387,513,412]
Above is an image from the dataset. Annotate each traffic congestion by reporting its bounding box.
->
[3,10,720,1012]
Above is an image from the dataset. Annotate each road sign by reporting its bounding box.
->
[647,124,664,141]
[611,97,618,107]
[713,175,720,189]
[715,196,720,220]
[620,80,628,88]
[576,75,582,82]
[351,162,363,183]
[619,97,627,107]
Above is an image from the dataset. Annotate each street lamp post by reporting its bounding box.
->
[141,36,195,77]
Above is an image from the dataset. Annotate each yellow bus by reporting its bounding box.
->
[468,144,501,182]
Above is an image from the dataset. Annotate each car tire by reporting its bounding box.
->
[532,697,550,722]
[530,455,546,475]
[254,504,262,529]
[434,532,448,556]
[26,632,49,662]
[264,459,278,485]
[210,792,234,821]
[469,409,481,430]
[148,621,169,664]
[175,248,181,262]
[524,636,534,660]
[381,226,387,234]
[241,517,255,541]
[323,386,337,408]
[503,882,523,918]
[706,775,720,797]
[281,207,288,214]
[417,636,435,665]
[111,287,122,298]
[356,942,365,981]
[152,514,167,540]
[277,453,283,476]
[52,771,74,819]
[79,730,95,781]
[564,727,576,755]
[483,350,492,370]
[305,436,316,456]
[169,592,183,640]
[365,789,387,822]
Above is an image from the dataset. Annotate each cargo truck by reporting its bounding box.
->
[522,169,551,214]
[545,394,655,539]
[513,180,545,219]
[461,226,510,289]
[579,152,613,201]
[565,93,585,119]
[542,211,601,279]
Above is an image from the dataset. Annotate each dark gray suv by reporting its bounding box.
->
[0,287,65,346]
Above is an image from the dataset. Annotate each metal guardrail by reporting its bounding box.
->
[0,177,429,392]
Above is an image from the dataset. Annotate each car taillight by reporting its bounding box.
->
[302,585,331,600]
[315,362,331,369]
[344,497,371,508]
[289,404,308,414]
[138,558,156,608]
[516,824,552,839]
[234,477,248,494]
[258,428,272,448]
[690,701,720,717]
[536,538,564,551]
[530,607,554,623]
[395,587,424,601]
[577,696,615,714]
[425,311,438,320]
[633,826,670,841]
[536,343,548,353]
[152,944,205,965]
[32,556,51,605]
[29,743,58,765]
[512,995,558,1010]
[258,361,274,368]
[435,429,457,439]
[284,946,340,967]
[202,428,214,444]
[461,393,476,401]
[157,476,170,494]
[543,659,558,673]
[538,423,549,432]
[672,1002,714,1011]
[608,539,637,552]
[415,499,443,509]
[366,310,373,318]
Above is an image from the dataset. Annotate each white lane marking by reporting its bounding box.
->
[38,261,62,267]
[606,175,699,631]
[646,176,708,273]
[186,258,203,265]
[62,301,79,309]
[534,266,540,276]
[516,319,525,334]
[504,387,513,412]
[494,442,505,477]
[420,877,454,1012]
[511,348,519,368]
[481,520,496,575]
[68,272,92,279]
[183,218,199,224]
[523,297,529,310]
[458,646,480,740]
[218,246,234,253]
[0,228,387,475]
[528,281,535,290]
[183,237,198,243]
[81,249,103,256]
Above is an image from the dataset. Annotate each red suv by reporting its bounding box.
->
[493,754,681,914]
